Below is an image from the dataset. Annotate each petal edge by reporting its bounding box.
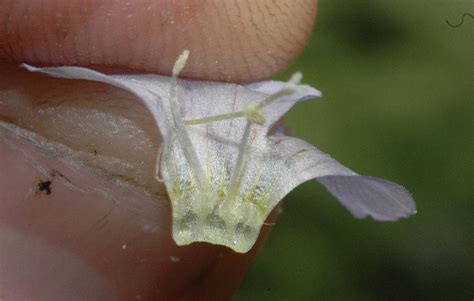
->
[317,175,416,221]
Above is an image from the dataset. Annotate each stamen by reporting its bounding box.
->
[184,72,304,126]
[253,89,293,110]
[227,121,253,199]
[164,50,207,188]
[172,50,190,76]
[254,72,304,109]
[184,111,246,126]
[287,71,303,86]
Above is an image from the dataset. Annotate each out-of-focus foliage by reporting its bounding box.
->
[235,0,473,300]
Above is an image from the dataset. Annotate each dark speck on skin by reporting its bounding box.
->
[37,180,52,195]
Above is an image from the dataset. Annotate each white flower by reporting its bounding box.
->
[23,51,416,253]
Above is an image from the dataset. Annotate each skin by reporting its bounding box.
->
[0,0,316,82]
[0,1,317,300]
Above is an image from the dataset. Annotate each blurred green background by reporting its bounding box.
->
[235,0,473,300]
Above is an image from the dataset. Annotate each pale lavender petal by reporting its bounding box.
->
[22,65,320,137]
[21,64,172,134]
[246,80,322,127]
[317,176,416,221]
[179,79,321,130]
[270,136,416,221]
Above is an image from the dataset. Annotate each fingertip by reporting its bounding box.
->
[0,0,317,82]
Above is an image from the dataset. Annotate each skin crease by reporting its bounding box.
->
[0,0,317,300]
